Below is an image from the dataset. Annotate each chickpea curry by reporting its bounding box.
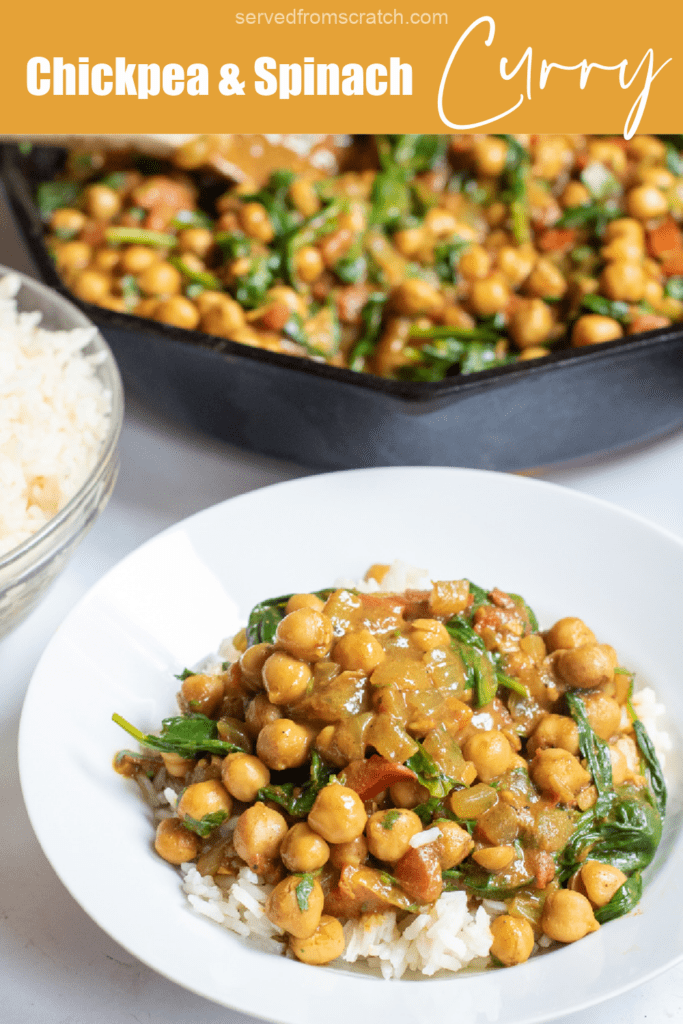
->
[114,570,666,971]
[41,134,683,381]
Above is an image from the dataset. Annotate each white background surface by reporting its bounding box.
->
[1,181,682,1024]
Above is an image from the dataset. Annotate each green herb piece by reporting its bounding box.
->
[104,226,176,248]
[215,231,252,262]
[112,712,247,758]
[181,810,229,838]
[508,593,539,633]
[381,809,402,830]
[36,181,82,218]
[170,256,222,292]
[496,672,528,698]
[495,135,530,245]
[348,292,387,371]
[233,253,281,309]
[433,238,471,284]
[567,692,614,814]
[570,245,596,264]
[664,276,683,301]
[240,169,300,238]
[174,668,195,681]
[594,871,642,924]
[257,750,334,818]
[665,143,683,177]
[120,274,141,312]
[186,283,205,300]
[555,203,620,233]
[405,744,454,798]
[100,171,129,192]
[295,874,315,912]
[580,294,630,323]
[442,866,534,899]
[170,208,213,230]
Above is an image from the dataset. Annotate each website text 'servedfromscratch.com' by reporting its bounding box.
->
[235,10,447,25]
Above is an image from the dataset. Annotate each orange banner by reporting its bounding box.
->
[1,0,681,133]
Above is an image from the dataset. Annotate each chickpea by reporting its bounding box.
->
[555,643,616,689]
[497,245,536,288]
[486,201,508,227]
[289,178,320,218]
[587,140,627,176]
[469,275,511,317]
[490,914,535,966]
[133,298,160,319]
[138,261,182,297]
[389,778,430,809]
[580,860,627,907]
[239,643,273,690]
[365,809,423,863]
[518,346,550,360]
[256,719,314,770]
[636,166,674,190]
[308,784,367,843]
[276,607,334,662]
[608,744,629,785]
[83,183,121,221]
[240,202,274,242]
[626,185,668,221]
[266,874,324,938]
[600,260,646,302]
[410,618,451,652]
[393,226,427,258]
[221,752,270,802]
[177,779,232,825]
[294,246,324,284]
[533,136,572,179]
[545,617,597,652]
[561,181,590,209]
[333,630,385,673]
[541,889,600,942]
[429,580,470,617]
[266,285,308,319]
[56,240,91,274]
[180,672,224,717]
[286,593,325,615]
[262,651,312,705]
[245,693,282,738]
[71,270,110,304]
[571,315,623,347]
[318,228,353,267]
[120,245,158,275]
[155,296,201,330]
[473,136,508,177]
[530,748,592,803]
[328,835,369,869]
[201,296,247,338]
[392,278,443,316]
[178,227,214,258]
[601,237,647,266]
[434,820,474,869]
[233,802,288,873]
[154,817,200,864]
[525,258,567,300]
[289,915,345,965]
[628,135,666,163]
[424,206,460,238]
[459,244,493,281]
[473,844,516,871]
[463,731,513,783]
[604,218,645,245]
[160,750,194,778]
[581,693,622,741]
[642,279,664,304]
[93,249,120,273]
[527,714,580,756]
[281,822,330,873]
[50,207,86,235]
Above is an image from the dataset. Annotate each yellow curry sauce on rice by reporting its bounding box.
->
[114,567,666,975]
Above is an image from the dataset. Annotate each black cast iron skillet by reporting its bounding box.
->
[3,143,683,470]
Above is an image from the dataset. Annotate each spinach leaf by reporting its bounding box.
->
[443,866,534,899]
[112,712,247,758]
[348,292,387,371]
[181,809,230,838]
[233,253,281,309]
[632,719,667,817]
[369,164,412,228]
[665,143,683,177]
[170,256,222,292]
[566,692,614,814]
[239,169,299,238]
[580,293,630,323]
[558,793,662,879]
[495,135,530,245]
[36,181,82,218]
[257,750,334,817]
[445,617,500,705]
[174,668,195,681]
[664,276,683,301]
[555,203,620,233]
[215,231,252,262]
[594,871,643,924]
[405,743,454,798]
[433,238,471,284]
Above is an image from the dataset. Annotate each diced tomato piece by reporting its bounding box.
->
[628,315,672,335]
[660,252,683,277]
[393,843,443,903]
[341,754,417,801]
[537,228,577,253]
[647,220,683,259]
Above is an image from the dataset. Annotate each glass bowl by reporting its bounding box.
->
[0,266,124,639]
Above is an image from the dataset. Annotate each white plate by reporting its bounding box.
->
[18,467,683,1024]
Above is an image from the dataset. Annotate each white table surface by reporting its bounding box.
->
[1,180,683,1024]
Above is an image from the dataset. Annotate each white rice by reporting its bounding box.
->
[0,272,111,556]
